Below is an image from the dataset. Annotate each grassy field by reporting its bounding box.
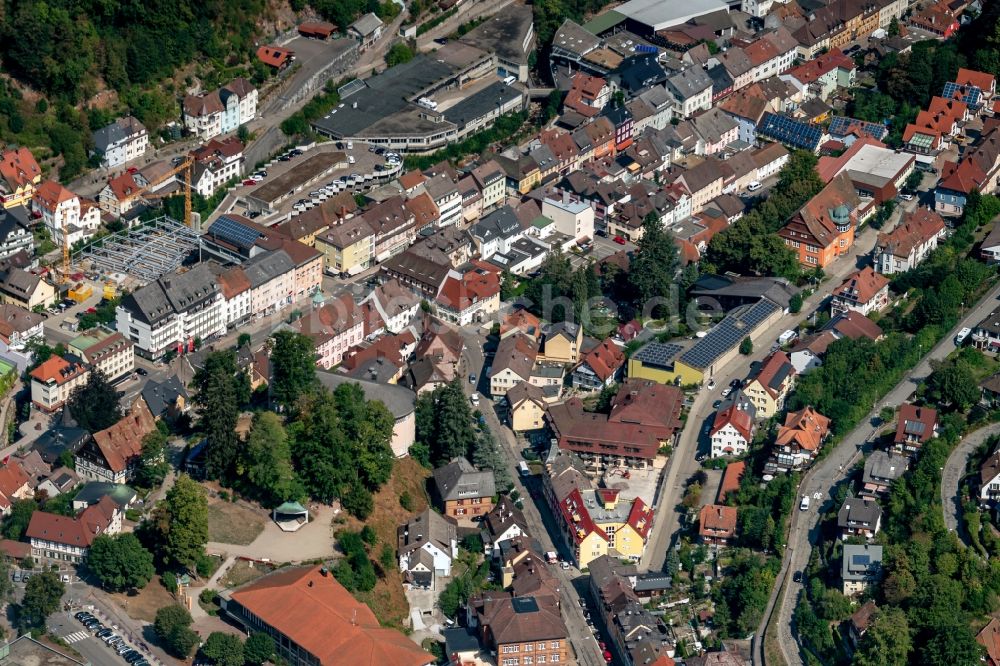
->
[344,456,431,630]
[207,498,266,546]
[220,559,274,589]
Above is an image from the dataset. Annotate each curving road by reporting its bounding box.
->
[758,280,1000,666]
[941,423,1000,541]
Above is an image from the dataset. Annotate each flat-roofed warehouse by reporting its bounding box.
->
[310,53,524,153]
[457,4,536,82]
[245,151,346,212]
[603,0,731,34]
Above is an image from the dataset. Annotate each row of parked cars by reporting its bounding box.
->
[291,153,403,214]
[73,611,150,665]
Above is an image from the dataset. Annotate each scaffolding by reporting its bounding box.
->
[77,216,202,283]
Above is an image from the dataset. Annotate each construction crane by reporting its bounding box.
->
[62,156,194,282]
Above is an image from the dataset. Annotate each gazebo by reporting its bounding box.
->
[272,501,310,532]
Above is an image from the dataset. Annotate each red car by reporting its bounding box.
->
[603,650,613,662]
[613,236,626,245]
[242,179,256,186]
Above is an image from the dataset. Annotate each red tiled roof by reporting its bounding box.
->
[404,192,439,227]
[33,180,77,212]
[217,266,251,299]
[500,308,542,339]
[828,311,883,341]
[398,171,426,191]
[257,45,293,68]
[232,565,433,666]
[938,157,988,194]
[698,504,737,538]
[895,403,937,445]
[784,48,853,85]
[748,351,795,400]
[0,147,40,191]
[92,399,156,474]
[105,173,143,203]
[833,266,889,306]
[977,617,1000,666]
[817,135,886,182]
[711,401,754,445]
[776,406,830,451]
[436,262,500,313]
[29,356,87,385]
[876,208,945,260]
[26,496,118,549]
[717,461,746,503]
[625,497,653,539]
[956,68,995,93]
[559,488,607,544]
[577,338,624,383]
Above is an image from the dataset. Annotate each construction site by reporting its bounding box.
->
[76,217,203,286]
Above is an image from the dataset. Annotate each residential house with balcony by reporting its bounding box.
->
[831,267,890,317]
[35,180,100,247]
[26,496,121,564]
[539,321,583,365]
[698,504,738,546]
[97,171,149,219]
[874,208,947,275]
[190,137,244,197]
[571,338,625,390]
[0,303,43,354]
[480,497,529,560]
[837,496,882,540]
[665,67,712,118]
[470,160,507,212]
[766,405,831,474]
[397,508,458,586]
[710,392,757,458]
[490,334,539,398]
[505,381,549,433]
[432,457,496,525]
[893,403,938,455]
[860,451,907,499]
[215,266,252,328]
[0,206,33,261]
[743,351,796,419]
[29,355,89,412]
[75,399,156,484]
[364,279,419,334]
[780,48,856,101]
[182,78,257,141]
[0,148,41,209]
[315,217,375,276]
[424,173,462,229]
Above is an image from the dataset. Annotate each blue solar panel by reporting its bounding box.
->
[852,554,870,566]
[208,215,264,250]
[828,116,888,141]
[760,113,824,151]
[634,44,657,54]
[942,81,982,106]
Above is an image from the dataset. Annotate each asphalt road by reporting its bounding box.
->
[941,423,1000,541]
[639,221,883,573]
[762,279,1000,666]
[456,326,609,666]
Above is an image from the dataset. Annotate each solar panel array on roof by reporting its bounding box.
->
[942,81,982,107]
[759,113,824,151]
[852,554,870,566]
[208,215,263,251]
[827,116,888,140]
[907,132,935,149]
[904,420,925,435]
[633,342,684,368]
[680,299,780,370]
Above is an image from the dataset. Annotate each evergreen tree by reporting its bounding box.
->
[630,213,679,313]
[269,330,317,410]
[135,429,170,488]
[194,351,243,480]
[68,370,122,433]
[241,412,302,507]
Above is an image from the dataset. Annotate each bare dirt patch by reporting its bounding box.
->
[207,498,266,546]
[108,575,179,623]
[220,559,275,589]
[343,457,431,630]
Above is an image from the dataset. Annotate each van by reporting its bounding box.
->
[503,75,516,85]
[470,393,480,407]
[778,329,798,346]
[955,327,972,346]
[799,495,810,511]
[518,461,530,476]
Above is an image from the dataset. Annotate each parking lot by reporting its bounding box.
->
[50,609,159,666]
[228,141,402,225]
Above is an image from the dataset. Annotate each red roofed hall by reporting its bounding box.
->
[257,45,294,69]
[26,495,121,564]
[223,564,434,666]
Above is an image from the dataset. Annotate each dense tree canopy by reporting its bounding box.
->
[194,350,249,481]
[415,380,478,466]
[154,605,199,658]
[239,411,304,508]
[87,533,155,591]
[288,384,395,515]
[269,330,318,411]
[68,370,122,433]
[201,631,245,666]
[17,571,64,631]
[150,475,208,569]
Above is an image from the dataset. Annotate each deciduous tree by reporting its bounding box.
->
[201,631,244,666]
[87,533,155,591]
[17,570,64,631]
[153,475,208,568]
[68,370,122,433]
[269,330,317,410]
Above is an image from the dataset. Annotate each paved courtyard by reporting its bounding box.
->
[206,503,339,562]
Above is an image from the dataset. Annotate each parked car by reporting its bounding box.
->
[721,387,731,398]
[747,180,763,192]
[955,327,972,346]
[899,193,914,201]
[730,379,742,389]
[242,179,256,186]
[793,571,803,583]
[613,236,626,245]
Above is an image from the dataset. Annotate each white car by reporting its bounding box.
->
[747,181,763,192]
[899,193,914,201]
[348,155,356,165]
[721,387,732,398]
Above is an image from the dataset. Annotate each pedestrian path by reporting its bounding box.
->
[62,630,90,644]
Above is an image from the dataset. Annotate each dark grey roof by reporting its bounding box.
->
[443,82,524,131]
[633,571,672,592]
[862,451,907,487]
[473,205,523,243]
[666,66,712,99]
[349,12,383,36]
[679,299,780,370]
[842,544,883,581]
[141,375,189,417]
[72,482,137,508]
[120,264,220,326]
[433,457,496,501]
[837,496,883,529]
[243,250,295,289]
[611,54,668,93]
[92,116,146,154]
[443,627,481,656]
[458,5,534,64]
[32,426,90,465]
[317,370,416,419]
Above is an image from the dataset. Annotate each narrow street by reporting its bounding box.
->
[458,326,606,666]
[941,423,1000,543]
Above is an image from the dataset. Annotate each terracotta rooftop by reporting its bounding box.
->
[776,406,831,452]
[833,267,889,306]
[92,399,156,474]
